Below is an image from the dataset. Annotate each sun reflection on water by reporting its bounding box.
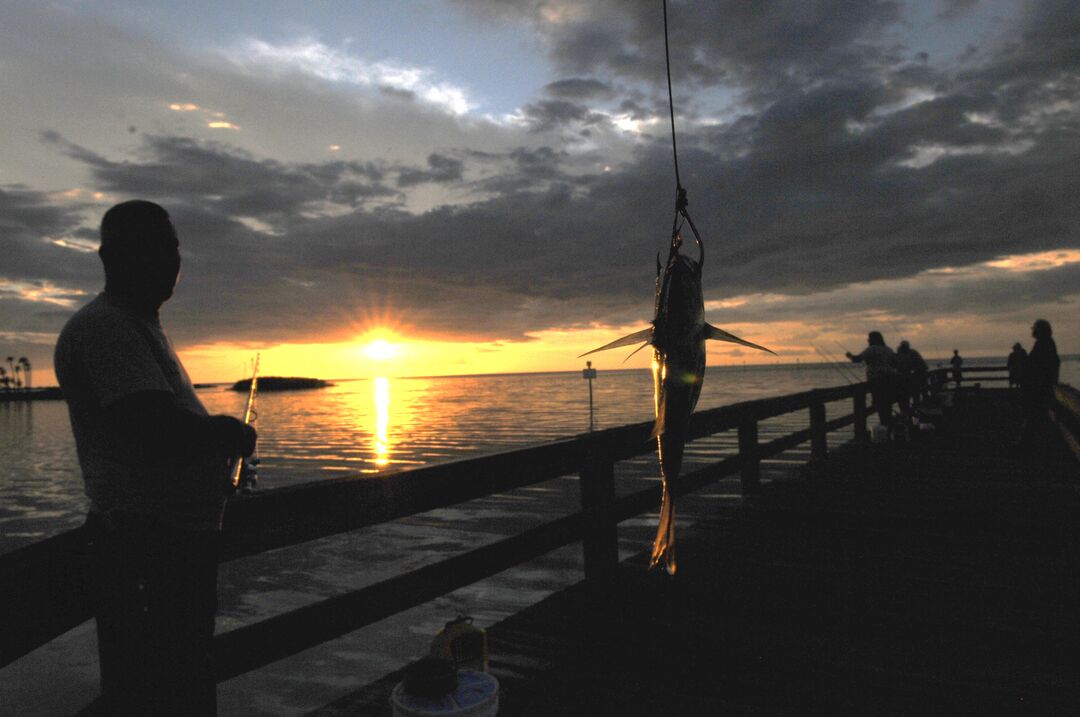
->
[374,377,390,467]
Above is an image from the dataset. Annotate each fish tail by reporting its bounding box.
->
[648,479,677,575]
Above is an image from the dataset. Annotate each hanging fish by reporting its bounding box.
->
[581,232,773,574]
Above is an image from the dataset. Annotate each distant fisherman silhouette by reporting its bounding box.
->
[1007,342,1028,389]
[1018,319,1060,450]
[950,349,963,388]
[895,340,928,423]
[54,200,256,715]
[846,331,897,427]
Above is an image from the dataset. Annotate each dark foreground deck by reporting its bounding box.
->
[315,389,1080,715]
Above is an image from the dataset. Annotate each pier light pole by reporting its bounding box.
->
[583,361,597,430]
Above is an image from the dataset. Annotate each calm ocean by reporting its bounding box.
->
[3,357,1076,715]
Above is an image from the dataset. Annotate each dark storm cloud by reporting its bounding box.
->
[0,185,99,286]
[517,99,608,133]
[542,78,615,100]
[457,0,902,100]
[42,132,398,224]
[707,263,1080,328]
[397,153,466,187]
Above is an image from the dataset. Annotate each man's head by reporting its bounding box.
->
[99,200,180,308]
[1032,319,1052,341]
[867,331,884,347]
[898,340,910,353]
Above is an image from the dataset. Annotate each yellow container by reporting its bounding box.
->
[430,615,488,673]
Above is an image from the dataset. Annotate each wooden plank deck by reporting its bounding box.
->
[311,389,1080,715]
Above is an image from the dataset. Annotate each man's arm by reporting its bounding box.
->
[105,390,256,466]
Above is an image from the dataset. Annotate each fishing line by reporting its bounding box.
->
[831,341,868,383]
[662,0,701,259]
[813,344,859,384]
[821,342,862,383]
[662,0,682,200]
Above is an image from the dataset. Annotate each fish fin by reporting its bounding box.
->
[648,480,676,575]
[703,323,776,355]
[578,327,653,358]
[621,341,650,363]
[649,415,663,440]
[649,397,667,440]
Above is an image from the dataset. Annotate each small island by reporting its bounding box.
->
[231,376,332,392]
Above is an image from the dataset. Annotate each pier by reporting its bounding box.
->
[3,368,1078,714]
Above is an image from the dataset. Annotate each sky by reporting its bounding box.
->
[1,0,1078,384]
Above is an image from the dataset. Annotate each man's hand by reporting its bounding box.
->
[207,415,257,457]
[240,422,257,457]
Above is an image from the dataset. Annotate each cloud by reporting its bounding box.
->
[937,0,980,21]
[456,0,902,102]
[542,78,615,100]
[44,132,399,222]
[397,153,465,187]
[226,39,476,116]
[5,0,1080,365]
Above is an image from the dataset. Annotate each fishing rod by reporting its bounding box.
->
[812,344,855,384]
[229,353,260,492]
[827,342,865,383]
[811,344,859,385]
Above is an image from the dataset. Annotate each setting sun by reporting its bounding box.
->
[364,338,399,361]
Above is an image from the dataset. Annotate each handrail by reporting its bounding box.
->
[0,372,950,686]
[1052,383,1080,464]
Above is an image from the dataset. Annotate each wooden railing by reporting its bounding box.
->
[10,366,1055,708]
[1052,383,1080,464]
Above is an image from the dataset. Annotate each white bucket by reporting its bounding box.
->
[391,670,498,717]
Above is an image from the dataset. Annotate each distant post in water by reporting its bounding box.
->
[582,360,597,430]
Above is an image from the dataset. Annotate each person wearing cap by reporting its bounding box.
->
[54,200,256,715]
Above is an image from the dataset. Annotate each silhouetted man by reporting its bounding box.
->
[1019,319,1060,449]
[54,200,256,715]
[950,349,963,388]
[1007,342,1027,389]
[895,340,928,420]
[846,331,897,428]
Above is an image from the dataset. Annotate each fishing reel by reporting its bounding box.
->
[234,456,260,495]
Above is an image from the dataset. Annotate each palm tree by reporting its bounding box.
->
[0,366,8,392]
[18,358,31,392]
[12,362,21,390]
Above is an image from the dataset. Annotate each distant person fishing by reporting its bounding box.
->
[54,200,257,715]
[846,331,897,429]
[1018,319,1060,450]
[1007,342,1028,389]
[951,349,963,388]
[895,340,928,423]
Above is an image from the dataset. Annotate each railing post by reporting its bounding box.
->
[738,419,761,494]
[579,452,618,584]
[810,400,827,462]
[853,389,868,443]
